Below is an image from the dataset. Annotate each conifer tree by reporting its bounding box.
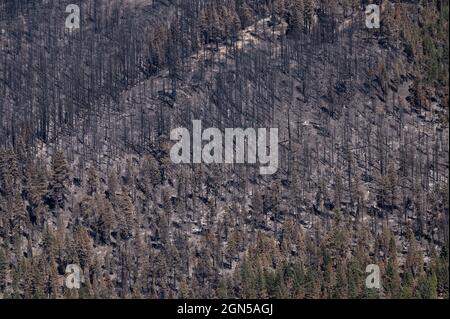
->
[50,150,69,210]
[0,248,7,293]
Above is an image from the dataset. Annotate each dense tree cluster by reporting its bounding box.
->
[0,148,448,298]
[0,0,448,299]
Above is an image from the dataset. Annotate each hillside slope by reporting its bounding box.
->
[0,0,448,299]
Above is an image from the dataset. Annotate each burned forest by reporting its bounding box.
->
[0,0,448,299]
